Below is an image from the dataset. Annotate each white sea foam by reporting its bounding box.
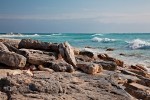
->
[92,37,116,43]
[0,33,41,38]
[91,33,103,36]
[51,33,62,36]
[128,39,150,49]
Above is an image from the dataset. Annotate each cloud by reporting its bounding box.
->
[0,12,150,24]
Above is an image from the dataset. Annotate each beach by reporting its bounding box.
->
[0,36,150,99]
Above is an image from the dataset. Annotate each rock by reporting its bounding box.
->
[0,42,9,51]
[0,38,21,48]
[75,55,94,62]
[94,60,117,71]
[19,49,56,66]
[0,71,133,100]
[125,82,150,99]
[73,47,80,55]
[0,92,7,100]
[18,39,59,52]
[0,50,26,68]
[77,62,103,74]
[79,50,94,58]
[130,64,148,72]
[38,65,54,73]
[128,69,150,78]
[106,48,115,51]
[59,42,76,67]
[50,60,74,73]
[119,53,126,56]
[97,53,124,67]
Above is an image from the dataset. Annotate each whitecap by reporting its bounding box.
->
[91,37,116,43]
[51,33,62,36]
[91,33,103,36]
[127,39,150,49]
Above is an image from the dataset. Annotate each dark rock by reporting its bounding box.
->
[50,60,74,73]
[130,64,148,72]
[106,48,115,51]
[59,42,76,67]
[0,50,26,68]
[75,55,94,62]
[97,53,124,67]
[18,39,59,52]
[94,60,117,71]
[79,50,94,58]
[77,62,103,74]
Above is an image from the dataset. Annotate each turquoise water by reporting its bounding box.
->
[0,33,150,70]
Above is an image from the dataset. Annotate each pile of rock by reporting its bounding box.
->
[0,38,150,100]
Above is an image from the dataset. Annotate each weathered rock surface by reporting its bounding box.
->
[18,39,59,52]
[94,60,117,71]
[0,42,9,51]
[0,50,26,68]
[77,62,103,74]
[98,53,124,67]
[19,49,56,66]
[59,42,77,67]
[50,60,75,73]
[125,83,150,100]
[76,55,94,62]
[0,38,21,48]
[79,50,94,58]
[0,71,133,100]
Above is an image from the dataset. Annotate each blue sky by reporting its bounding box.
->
[0,0,150,33]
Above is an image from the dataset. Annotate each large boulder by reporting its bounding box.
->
[50,60,74,73]
[18,39,59,52]
[0,42,9,51]
[59,42,76,67]
[19,49,56,66]
[0,51,26,68]
[77,62,103,74]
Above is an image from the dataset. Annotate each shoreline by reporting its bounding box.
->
[0,38,150,99]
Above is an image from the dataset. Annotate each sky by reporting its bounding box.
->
[0,0,150,33]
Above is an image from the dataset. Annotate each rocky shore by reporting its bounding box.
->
[0,38,150,100]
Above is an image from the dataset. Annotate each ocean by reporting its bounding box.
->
[0,33,150,71]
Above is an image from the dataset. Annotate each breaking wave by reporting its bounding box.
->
[91,33,103,36]
[91,37,117,43]
[127,39,150,49]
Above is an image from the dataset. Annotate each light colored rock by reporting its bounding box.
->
[0,50,26,68]
[19,49,56,66]
[73,47,80,55]
[0,38,21,48]
[0,42,9,51]
[59,42,76,67]
[77,62,103,74]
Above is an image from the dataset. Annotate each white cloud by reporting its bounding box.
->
[0,12,150,24]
